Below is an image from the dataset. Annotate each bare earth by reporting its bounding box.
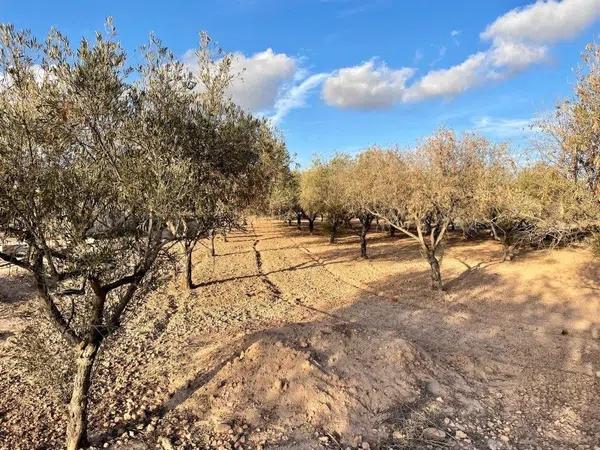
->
[1,218,599,450]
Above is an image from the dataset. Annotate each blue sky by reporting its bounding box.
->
[2,0,599,166]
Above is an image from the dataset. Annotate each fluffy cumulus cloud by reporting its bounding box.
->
[404,53,489,102]
[323,0,600,109]
[183,48,297,112]
[322,60,415,109]
[183,47,328,124]
[226,49,297,111]
[481,0,600,45]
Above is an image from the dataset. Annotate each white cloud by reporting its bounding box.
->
[481,0,600,45]
[183,47,297,112]
[404,52,489,102]
[227,49,297,111]
[488,40,547,71]
[322,0,600,109]
[322,60,415,109]
[269,72,329,125]
[472,115,534,138]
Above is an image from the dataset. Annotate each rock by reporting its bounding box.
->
[455,430,468,439]
[487,438,503,450]
[426,379,443,396]
[422,427,446,441]
[592,328,600,340]
[215,423,233,434]
[596,370,600,379]
[392,430,404,440]
[500,435,510,443]
[361,442,371,450]
[157,436,174,450]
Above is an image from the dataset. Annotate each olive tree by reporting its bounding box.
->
[506,164,598,253]
[320,155,352,243]
[371,130,496,290]
[345,148,394,257]
[269,170,300,225]
[538,43,600,195]
[299,163,324,233]
[0,23,267,449]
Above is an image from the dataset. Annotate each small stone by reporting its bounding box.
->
[318,436,329,443]
[500,435,510,442]
[455,430,468,439]
[487,439,503,450]
[423,427,446,441]
[592,328,600,340]
[595,370,600,379]
[392,430,403,440]
[361,442,371,450]
[158,437,174,450]
[426,379,443,396]
[215,423,233,433]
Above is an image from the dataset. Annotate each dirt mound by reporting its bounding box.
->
[191,321,435,445]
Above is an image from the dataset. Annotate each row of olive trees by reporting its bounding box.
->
[0,22,288,449]
[282,133,596,290]
[271,43,600,290]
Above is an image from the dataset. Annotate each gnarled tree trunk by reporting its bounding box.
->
[308,218,315,234]
[425,250,443,291]
[388,225,395,237]
[66,342,99,450]
[359,215,373,258]
[329,221,337,244]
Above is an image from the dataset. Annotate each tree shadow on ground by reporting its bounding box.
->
[89,222,600,449]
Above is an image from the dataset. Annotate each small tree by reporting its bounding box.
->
[345,148,393,257]
[538,43,600,195]
[175,34,289,289]
[320,155,352,243]
[269,170,300,225]
[372,130,495,290]
[299,164,323,233]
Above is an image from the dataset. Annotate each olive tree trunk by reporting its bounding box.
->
[359,215,373,258]
[210,230,216,257]
[66,342,99,450]
[329,221,338,244]
[425,250,443,291]
[308,218,315,234]
[184,240,196,290]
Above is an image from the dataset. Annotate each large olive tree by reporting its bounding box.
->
[0,23,273,449]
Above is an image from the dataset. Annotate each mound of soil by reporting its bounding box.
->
[185,321,437,446]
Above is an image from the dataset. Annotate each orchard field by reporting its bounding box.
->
[2,217,599,449]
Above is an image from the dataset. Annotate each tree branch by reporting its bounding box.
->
[0,251,32,271]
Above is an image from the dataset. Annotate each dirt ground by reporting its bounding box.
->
[1,218,599,450]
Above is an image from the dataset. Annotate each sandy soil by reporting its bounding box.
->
[1,218,599,450]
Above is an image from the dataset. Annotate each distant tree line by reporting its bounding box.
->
[269,43,600,291]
